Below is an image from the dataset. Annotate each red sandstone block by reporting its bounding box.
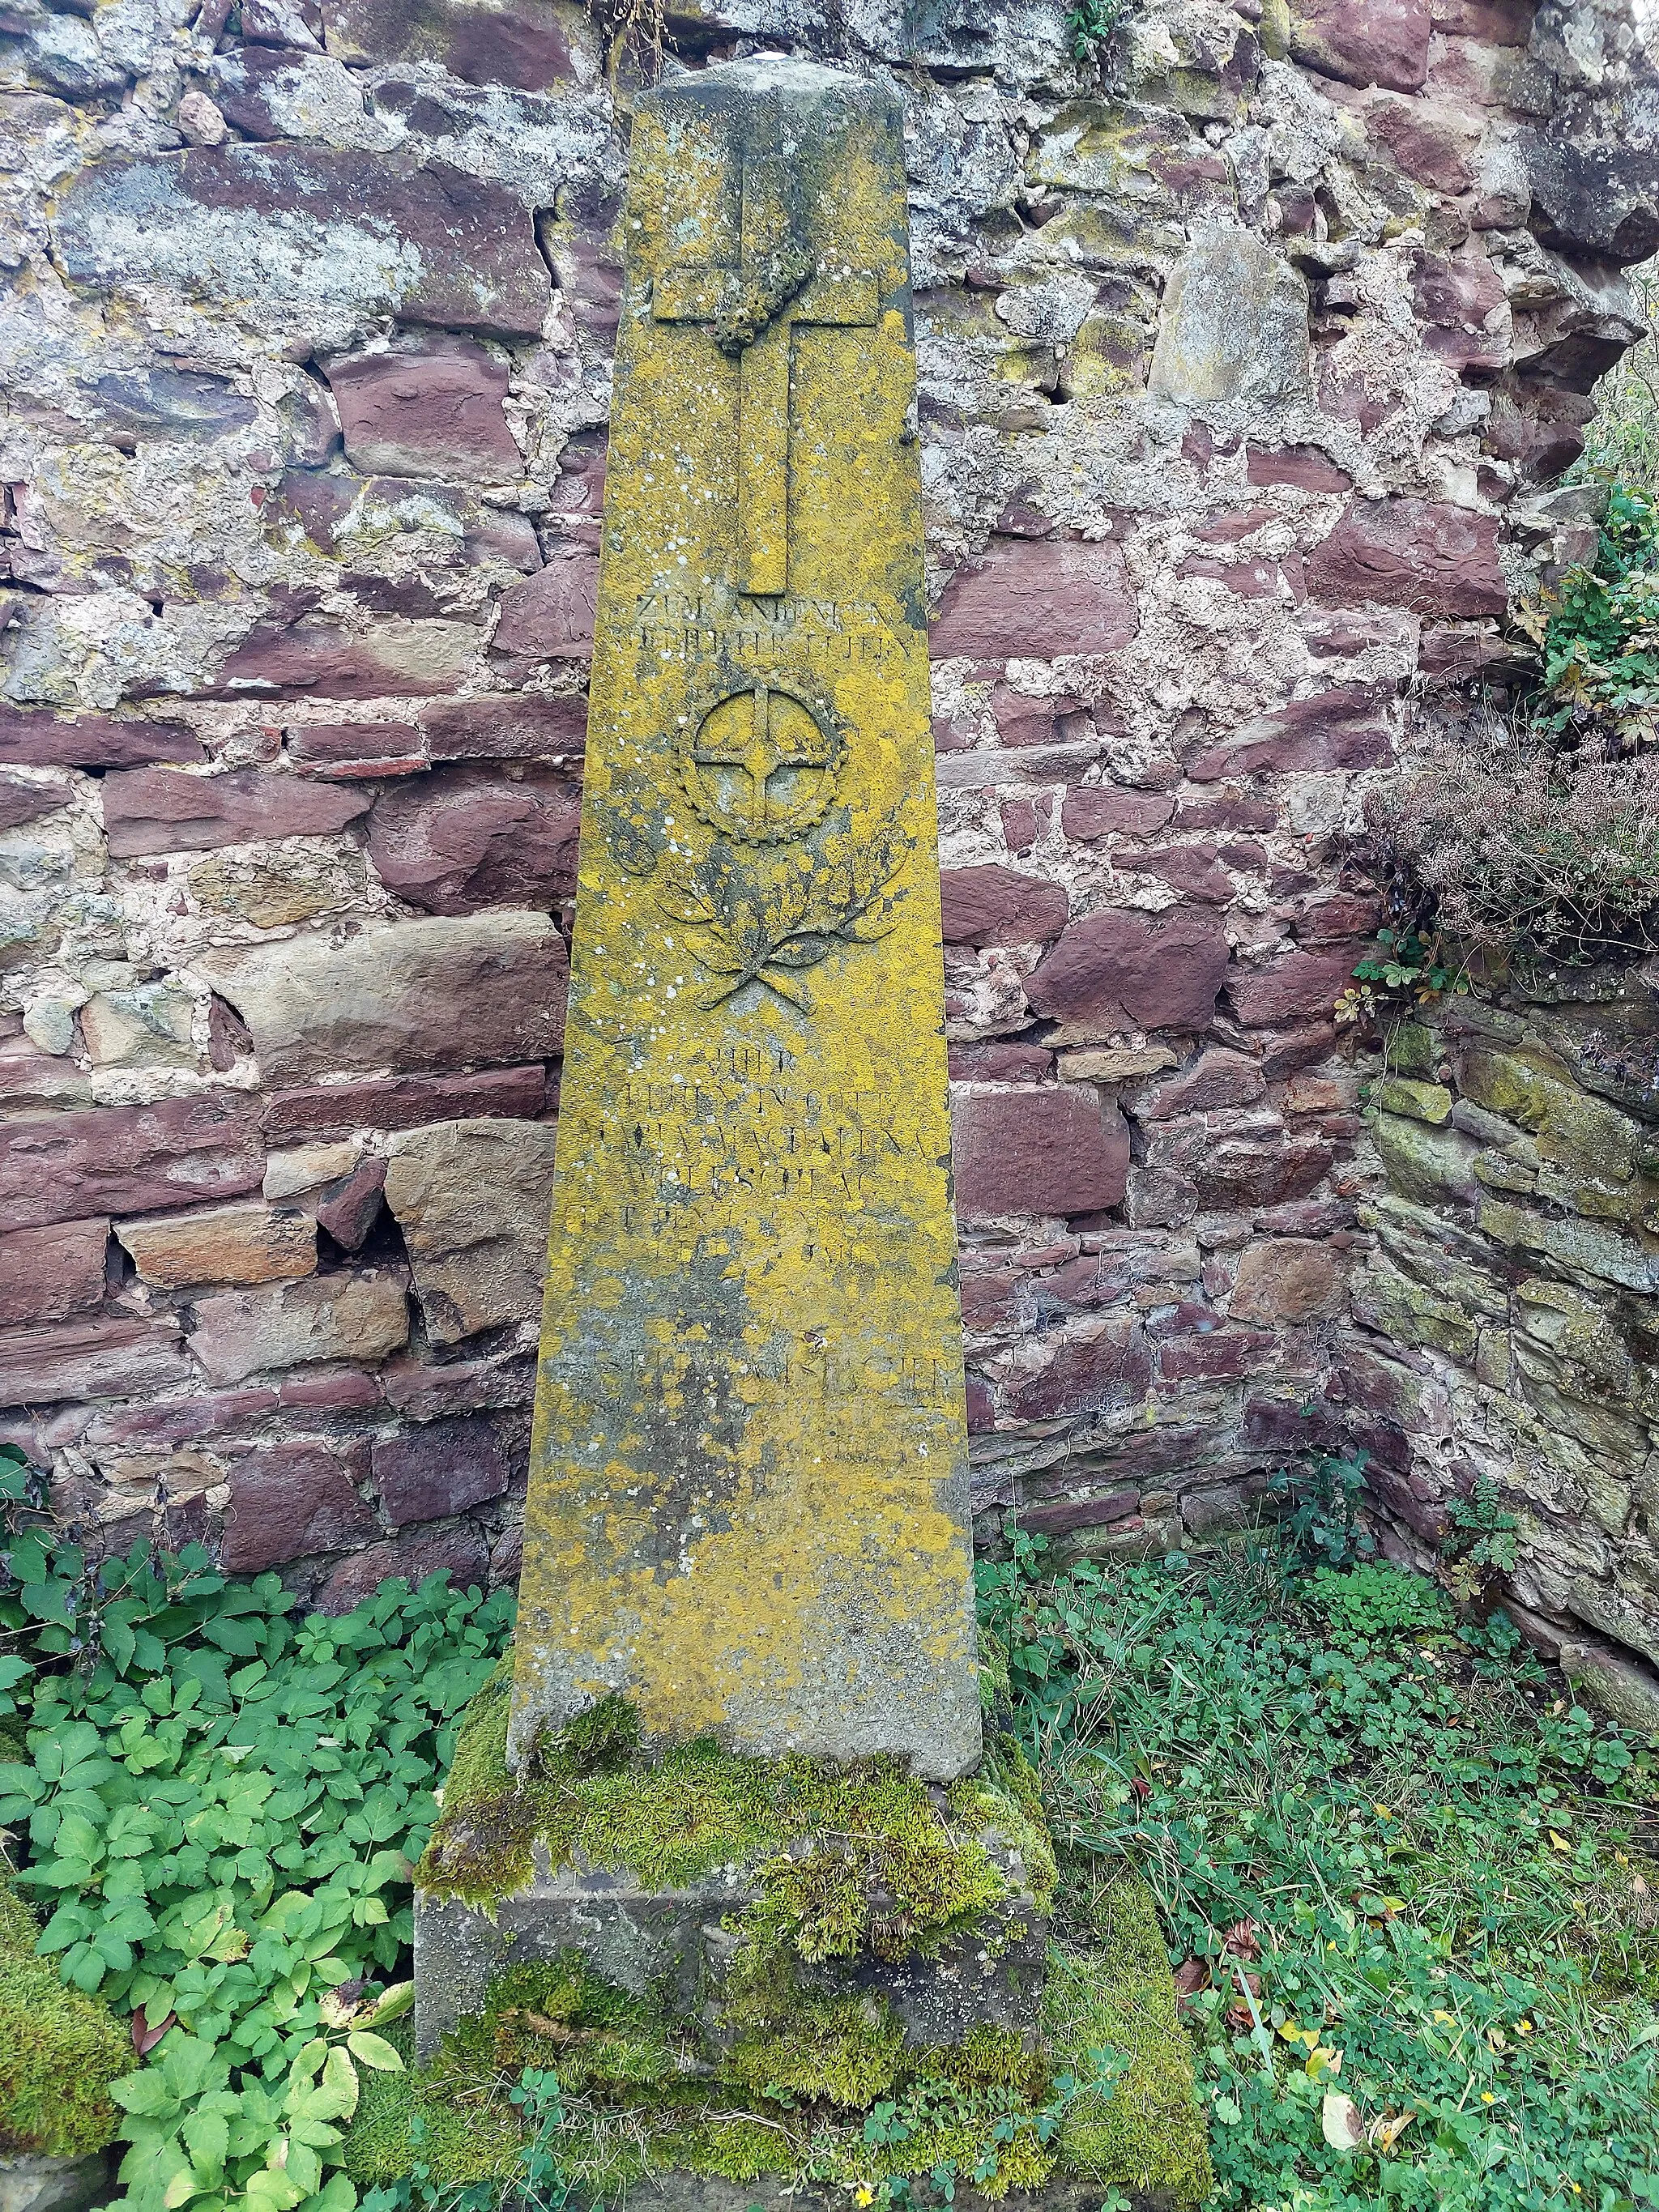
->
[0,1318,190,1406]
[314,1524,489,1613]
[953,1088,1129,1221]
[379,1349,537,1418]
[0,1095,264,1231]
[1173,791,1277,831]
[493,554,598,658]
[1017,1487,1141,1535]
[420,696,587,761]
[1027,909,1230,1036]
[1305,499,1506,619]
[940,864,1069,947]
[1289,0,1430,91]
[0,1217,109,1326]
[288,722,427,778]
[0,776,73,832]
[1004,1314,1153,1419]
[279,1368,385,1412]
[367,766,585,917]
[1060,786,1176,840]
[101,766,369,857]
[1113,844,1235,904]
[1229,945,1367,1025]
[959,1259,1021,1331]
[1246,444,1353,492]
[370,1413,510,1527]
[208,618,476,699]
[947,1042,1054,1080]
[929,539,1139,658]
[1293,893,1384,944]
[1410,250,1510,369]
[83,1387,279,1449]
[1158,1330,1277,1381]
[1367,91,1483,194]
[1133,1049,1266,1121]
[0,704,203,769]
[326,335,520,483]
[222,1441,379,1572]
[1185,688,1392,781]
[263,1065,547,1144]
[314,1159,388,1251]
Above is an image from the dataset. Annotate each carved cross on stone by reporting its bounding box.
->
[686,684,840,839]
[654,155,879,597]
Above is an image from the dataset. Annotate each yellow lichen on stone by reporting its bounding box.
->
[511,60,979,1783]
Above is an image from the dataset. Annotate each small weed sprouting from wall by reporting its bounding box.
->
[1066,0,1134,65]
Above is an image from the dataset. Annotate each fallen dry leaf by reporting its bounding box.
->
[1321,2092,1364,2152]
[1223,1916,1262,1963]
[1172,1957,1209,2010]
[1369,2111,1415,2154]
[131,2005,177,2058]
[1224,1968,1264,2034]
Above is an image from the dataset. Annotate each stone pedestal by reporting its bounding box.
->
[410,1660,1060,2190]
[414,1839,1048,2065]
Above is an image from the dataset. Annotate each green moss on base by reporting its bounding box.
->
[352,1896,1213,2209]
[1046,1873,1213,2209]
[384,1665,1209,2206]
[420,1661,1052,1960]
[0,1878,130,2159]
[425,1953,685,2100]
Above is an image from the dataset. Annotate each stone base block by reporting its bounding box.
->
[414,1854,1047,2062]
[413,1860,751,2061]
[0,2149,114,2212]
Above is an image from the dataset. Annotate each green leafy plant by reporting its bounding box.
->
[1440,1477,1521,1603]
[1335,924,1467,1038]
[1067,0,1132,62]
[1520,486,1659,749]
[1267,1450,1377,1572]
[977,1539,1659,2211]
[0,1454,512,2212]
[1300,1565,1452,1643]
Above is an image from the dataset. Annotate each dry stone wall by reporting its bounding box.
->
[2,0,1657,1689]
[1353,977,1659,1730]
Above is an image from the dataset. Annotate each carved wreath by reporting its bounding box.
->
[602,799,912,1014]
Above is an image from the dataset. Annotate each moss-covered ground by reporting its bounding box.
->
[0,1874,130,2159]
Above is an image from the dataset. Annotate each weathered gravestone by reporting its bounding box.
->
[412,62,1060,2189]
[510,53,980,1783]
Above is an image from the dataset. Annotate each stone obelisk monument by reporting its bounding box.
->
[509,56,979,1784]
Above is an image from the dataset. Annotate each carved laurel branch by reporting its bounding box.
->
[654,819,911,1013]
